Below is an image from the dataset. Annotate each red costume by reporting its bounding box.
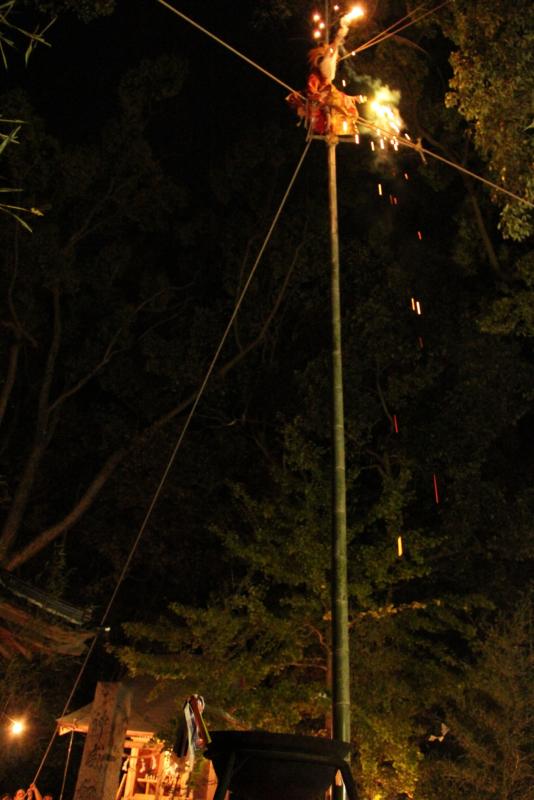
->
[287,43,358,135]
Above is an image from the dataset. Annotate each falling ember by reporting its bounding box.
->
[313,29,321,38]
[393,196,398,205]
[342,119,349,133]
[411,297,416,311]
[354,132,360,144]
[370,141,375,151]
[404,172,409,180]
[377,183,383,196]
[417,230,423,240]
[380,138,385,150]
[397,536,403,557]
[393,414,399,433]
[416,300,422,315]
[312,12,321,21]
[433,474,440,504]
[418,336,424,349]
[319,21,325,29]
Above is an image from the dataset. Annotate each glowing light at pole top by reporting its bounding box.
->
[3,714,26,735]
[309,8,406,148]
[10,719,24,735]
[311,5,365,40]
[345,5,365,22]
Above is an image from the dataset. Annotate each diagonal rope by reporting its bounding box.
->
[31,137,312,784]
[340,0,452,59]
[156,0,303,98]
[342,0,431,56]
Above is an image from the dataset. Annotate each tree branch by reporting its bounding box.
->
[4,446,128,571]
[2,246,303,568]
[348,598,443,627]
[0,288,62,561]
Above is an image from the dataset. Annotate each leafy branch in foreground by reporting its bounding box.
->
[0,0,54,68]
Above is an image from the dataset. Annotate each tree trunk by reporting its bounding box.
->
[0,437,48,563]
[4,446,127,571]
[0,288,61,564]
[0,341,20,428]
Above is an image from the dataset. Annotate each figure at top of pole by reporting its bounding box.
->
[287,6,365,137]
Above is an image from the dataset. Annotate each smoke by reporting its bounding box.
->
[340,70,405,139]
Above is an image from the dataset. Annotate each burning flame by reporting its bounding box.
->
[9,719,25,735]
[369,85,403,135]
[345,5,365,22]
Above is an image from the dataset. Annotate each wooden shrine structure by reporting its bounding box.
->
[57,678,216,800]
[0,568,93,659]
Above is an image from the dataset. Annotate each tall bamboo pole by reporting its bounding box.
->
[327,134,351,759]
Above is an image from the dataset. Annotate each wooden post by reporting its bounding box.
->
[73,682,131,800]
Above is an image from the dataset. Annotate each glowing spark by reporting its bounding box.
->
[378,183,383,196]
[333,4,340,10]
[313,29,321,38]
[393,414,399,433]
[433,474,440,504]
[342,78,347,87]
[9,719,24,735]
[312,12,321,21]
[342,119,349,133]
[319,21,325,29]
[411,297,416,311]
[416,300,422,315]
[418,336,424,349]
[380,138,385,149]
[405,133,411,140]
[404,172,409,180]
[370,140,375,151]
[417,230,423,240]
[354,132,360,144]
[397,536,403,557]
[366,85,404,142]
